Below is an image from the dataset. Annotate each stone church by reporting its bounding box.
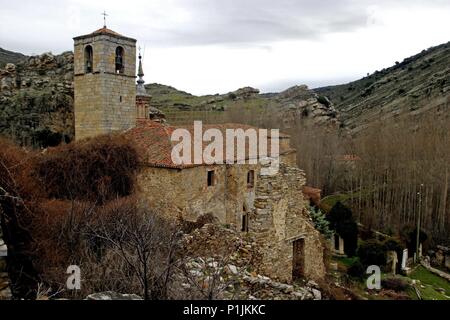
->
[73,25,326,282]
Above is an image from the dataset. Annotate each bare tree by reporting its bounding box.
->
[87,199,182,300]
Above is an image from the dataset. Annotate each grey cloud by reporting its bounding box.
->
[141,0,371,46]
[1,0,449,53]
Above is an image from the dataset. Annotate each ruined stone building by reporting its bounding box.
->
[73,26,326,282]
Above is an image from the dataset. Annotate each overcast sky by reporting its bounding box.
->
[1,0,449,95]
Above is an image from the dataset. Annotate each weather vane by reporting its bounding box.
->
[101,10,108,28]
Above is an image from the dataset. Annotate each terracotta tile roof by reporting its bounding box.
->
[91,27,122,37]
[73,27,136,42]
[124,120,294,169]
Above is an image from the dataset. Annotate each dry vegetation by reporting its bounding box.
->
[0,136,190,299]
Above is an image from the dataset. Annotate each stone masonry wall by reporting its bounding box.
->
[138,163,263,227]
[251,162,326,282]
[137,153,325,283]
[138,165,228,222]
[74,74,136,140]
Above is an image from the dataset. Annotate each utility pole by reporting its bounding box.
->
[416,183,424,264]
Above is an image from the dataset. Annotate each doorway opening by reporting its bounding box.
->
[292,238,305,280]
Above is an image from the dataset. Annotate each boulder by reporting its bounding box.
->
[149,107,166,122]
[232,87,260,100]
[5,63,16,74]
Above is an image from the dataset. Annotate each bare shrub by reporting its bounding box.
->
[32,134,140,203]
[0,138,40,298]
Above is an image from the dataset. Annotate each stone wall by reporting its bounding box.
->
[138,165,228,222]
[138,162,266,227]
[74,34,136,141]
[138,154,326,282]
[74,73,136,140]
[251,162,326,282]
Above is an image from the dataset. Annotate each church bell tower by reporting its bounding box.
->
[73,22,137,141]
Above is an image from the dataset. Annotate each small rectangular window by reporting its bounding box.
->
[207,170,215,187]
[247,170,255,188]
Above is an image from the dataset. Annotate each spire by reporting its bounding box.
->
[137,52,145,82]
[136,48,149,97]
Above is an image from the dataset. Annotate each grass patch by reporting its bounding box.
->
[410,266,450,296]
[417,285,449,300]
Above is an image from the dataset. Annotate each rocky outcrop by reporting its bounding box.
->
[147,82,343,129]
[0,51,74,147]
[230,87,260,100]
[271,85,341,128]
[149,106,167,123]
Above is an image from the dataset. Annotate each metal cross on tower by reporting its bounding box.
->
[101,10,108,28]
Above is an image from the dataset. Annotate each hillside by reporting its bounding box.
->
[315,42,450,132]
[0,48,27,68]
[147,83,341,129]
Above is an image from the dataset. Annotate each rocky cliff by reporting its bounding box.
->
[315,41,450,133]
[0,52,74,147]
[271,85,340,128]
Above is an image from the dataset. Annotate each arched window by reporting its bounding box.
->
[85,45,93,73]
[115,46,125,74]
